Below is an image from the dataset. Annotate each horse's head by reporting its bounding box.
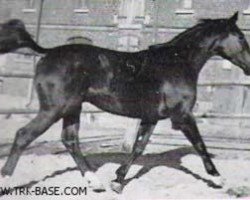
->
[214,12,250,75]
[0,19,33,54]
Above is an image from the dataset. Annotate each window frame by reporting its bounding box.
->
[74,0,89,14]
[22,0,36,13]
[175,0,194,15]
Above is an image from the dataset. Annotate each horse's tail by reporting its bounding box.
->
[0,19,51,55]
[25,38,51,54]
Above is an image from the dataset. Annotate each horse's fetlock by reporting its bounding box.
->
[62,138,74,148]
[116,165,127,177]
[196,142,206,152]
[62,131,77,148]
[135,147,144,155]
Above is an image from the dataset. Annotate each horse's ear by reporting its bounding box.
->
[229,11,239,24]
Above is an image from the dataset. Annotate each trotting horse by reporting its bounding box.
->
[0,12,250,192]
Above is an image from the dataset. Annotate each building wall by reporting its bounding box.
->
[0,0,250,125]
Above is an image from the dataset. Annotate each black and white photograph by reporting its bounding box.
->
[0,0,250,199]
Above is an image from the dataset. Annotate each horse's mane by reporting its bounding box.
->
[149,18,230,50]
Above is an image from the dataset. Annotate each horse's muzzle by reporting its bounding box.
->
[244,69,250,76]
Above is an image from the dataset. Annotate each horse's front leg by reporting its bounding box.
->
[111,121,157,193]
[171,113,224,187]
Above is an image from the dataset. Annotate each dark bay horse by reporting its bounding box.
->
[0,12,250,192]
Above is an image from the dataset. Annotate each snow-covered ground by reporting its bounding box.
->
[1,94,250,199]
[1,152,250,199]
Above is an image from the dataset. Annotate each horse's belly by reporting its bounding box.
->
[85,87,142,118]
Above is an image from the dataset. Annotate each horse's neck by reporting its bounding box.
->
[186,48,212,73]
[177,36,218,74]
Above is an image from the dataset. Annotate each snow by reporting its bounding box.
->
[0,151,250,199]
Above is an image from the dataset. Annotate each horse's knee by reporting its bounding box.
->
[171,119,187,131]
[171,113,194,131]
[171,122,182,130]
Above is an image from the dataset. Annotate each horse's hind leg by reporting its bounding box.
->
[62,111,90,173]
[171,113,223,186]
[1,109,61,176]
[61,110,105,192]
[111,121,157,193]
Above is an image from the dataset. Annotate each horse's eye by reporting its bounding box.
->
[239,35,245,41]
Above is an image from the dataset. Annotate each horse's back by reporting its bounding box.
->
[34,44,148,117]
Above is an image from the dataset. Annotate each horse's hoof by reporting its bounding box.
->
[211,176,225,188]
[110,181,123,193]
[84,171,105,192]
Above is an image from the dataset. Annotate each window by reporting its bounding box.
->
[118,35,139,52]
[22,0,36,13]
[74,0,89,13]
[243,2,250,15]
[175,0,194,15]
[134,0,145,19]
[14,53,33,64]
[182,0,192,9]
[117,0,146,24]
